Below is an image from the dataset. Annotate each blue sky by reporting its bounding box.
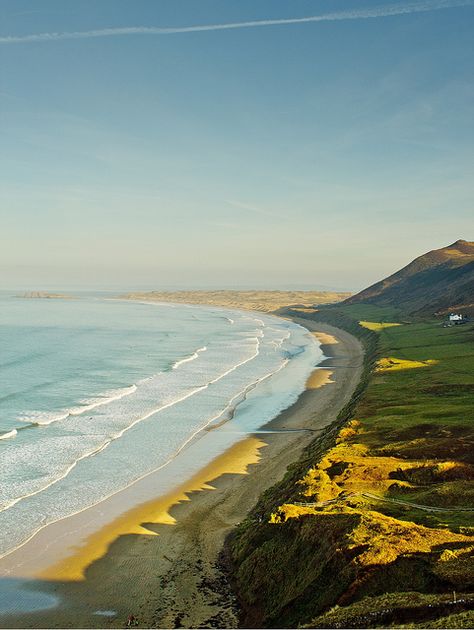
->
[1,0,473,290]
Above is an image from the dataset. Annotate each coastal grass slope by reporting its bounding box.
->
[228,301,474,628]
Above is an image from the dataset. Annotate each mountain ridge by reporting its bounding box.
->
[344,239,474,316]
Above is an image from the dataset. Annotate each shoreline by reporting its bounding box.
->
[0,318,363,629]
[0,307,315,568]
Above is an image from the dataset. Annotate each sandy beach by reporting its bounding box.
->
[0,319,363,629]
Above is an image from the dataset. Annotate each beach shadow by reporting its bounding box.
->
[0,329,349,628]
[0,438,270,628]
[0,577,59,616]
[37,436,268,580]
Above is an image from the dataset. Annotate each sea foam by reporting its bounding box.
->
[0,429,17,440]
[0,298,322,558]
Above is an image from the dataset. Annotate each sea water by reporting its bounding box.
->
[0,294,323,558]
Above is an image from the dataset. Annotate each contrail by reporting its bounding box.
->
[0,0,472,44]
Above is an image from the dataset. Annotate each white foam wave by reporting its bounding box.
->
[0,307,324,560]
[270,331,291,349]
[0,353,294,560]
[0,429,17,440]
[18,410,70,426]
[17,384,138,426]
[0,383,209,514]
[208,336,261,385]
[205,357,290,429]
[243,315,266,327]
[172,346,207,369]
[0,340,263,515]
[0,351,297,559]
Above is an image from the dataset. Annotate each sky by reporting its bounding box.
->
[1,0,473,291]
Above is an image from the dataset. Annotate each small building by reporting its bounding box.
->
[443,313,469,327]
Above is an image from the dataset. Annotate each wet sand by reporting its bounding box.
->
[0,320,363,629]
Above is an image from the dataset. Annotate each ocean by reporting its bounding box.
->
[0,294,323,559]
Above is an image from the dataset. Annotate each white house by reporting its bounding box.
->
[449,313,463,322]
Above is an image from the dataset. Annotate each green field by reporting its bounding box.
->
[351,308,474,525]
[229,305,474,628]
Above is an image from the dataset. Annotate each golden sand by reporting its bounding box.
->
[306,368,334,389]
[40,437,267,582]
[313,331,338,345]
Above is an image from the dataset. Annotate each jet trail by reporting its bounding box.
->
[0,0,472,44]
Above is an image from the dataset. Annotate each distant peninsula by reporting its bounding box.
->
[16,291,74,300]
[122,289,351,313]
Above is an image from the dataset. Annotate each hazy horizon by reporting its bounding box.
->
[1,0,473,289]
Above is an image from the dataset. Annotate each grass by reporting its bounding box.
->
[375,356,438,371]
[306,591,474,628]
[327,314,474,528]
[360,321,402,331]
[228,305,474,628]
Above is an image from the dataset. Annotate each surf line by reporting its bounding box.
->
[0,338,262,518]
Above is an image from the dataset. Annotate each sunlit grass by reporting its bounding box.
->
[360,320,401,331]
[229,305,474,628]
[375,356,438,371]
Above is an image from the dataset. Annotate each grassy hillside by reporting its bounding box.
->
[344,240,474,316]
[228,304,474,628]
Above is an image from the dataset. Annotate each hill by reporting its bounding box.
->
[344,240,474,316]
[228,302,474,628]
[227,256,474,629]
